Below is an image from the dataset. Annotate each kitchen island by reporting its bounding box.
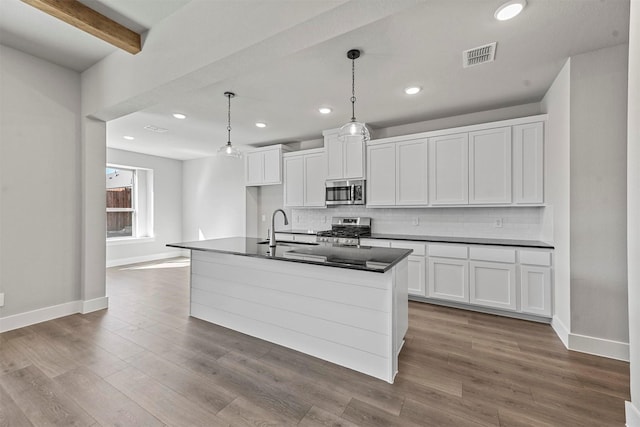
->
[167,237,411,383]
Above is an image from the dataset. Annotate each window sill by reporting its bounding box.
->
[107,236,155,246]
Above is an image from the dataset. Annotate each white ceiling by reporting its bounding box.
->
[0,0,631,160]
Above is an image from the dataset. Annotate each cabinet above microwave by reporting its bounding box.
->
[323,129,366,181]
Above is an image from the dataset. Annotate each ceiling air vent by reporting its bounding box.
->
[144,124,168,133]
[462,42,497,68]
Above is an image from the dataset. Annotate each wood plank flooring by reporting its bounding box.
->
[0,257,630,426]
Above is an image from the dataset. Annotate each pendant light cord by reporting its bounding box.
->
[350,56,356,122]
[227,93,232,145]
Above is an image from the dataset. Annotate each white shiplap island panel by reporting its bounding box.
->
[189,250,408,383]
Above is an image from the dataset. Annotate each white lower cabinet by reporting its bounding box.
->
[391,241,426,297]
[428,258,469,303]
[519,249,552,316]
[361,239,427,297]
[469,261,517,311]
[423,242,552,319]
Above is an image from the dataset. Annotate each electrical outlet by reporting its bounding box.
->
[261,214,266,222]
[322,216,327,223]
[412,217,420,226]
[494,218,503,228]
[0,293,4,307]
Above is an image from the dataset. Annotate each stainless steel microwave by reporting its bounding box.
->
[325,180,365,206]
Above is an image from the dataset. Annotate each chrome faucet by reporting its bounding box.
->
[269,209,289,247]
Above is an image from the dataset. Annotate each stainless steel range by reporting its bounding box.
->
[316,217,371,246]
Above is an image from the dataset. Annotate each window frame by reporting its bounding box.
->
[106,165,138,240]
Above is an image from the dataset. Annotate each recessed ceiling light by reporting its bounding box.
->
[494,0,526,21]
[123,135,135,140]
[404,86,422,95]
[318,107,332,114]
[172,113,186,119]
[255,122,267,128]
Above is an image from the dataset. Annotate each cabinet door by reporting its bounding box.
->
[325,133,343,180]
[262,148,282,184]
[367,143,396,206]
[429,133,469,205]
[407,255,426,297]
[304,152,326,207]
[397,139,428,206]
[520,265,551,316]
[245,151,264,185]
[469,127,512,204]
[513,122,544,204]
[283,156,304,207]
[344,136,365,179]
[469,261,517,311]
[428,258,469,302]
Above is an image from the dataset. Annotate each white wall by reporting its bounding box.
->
[569,44,629,344]
[540,59,572,342]
[256,185,291,239]
[106,148,184,266]
[0,45,81,318]
[182,156,246,242]
[627,0,640,424]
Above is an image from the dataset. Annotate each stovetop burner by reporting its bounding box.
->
[316,217,371,245]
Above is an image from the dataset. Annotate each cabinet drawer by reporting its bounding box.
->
[519,250,552,266]
[428,244,468,259]
[469,247,515,263]
[360,239,391,248]
[391,241,425,256]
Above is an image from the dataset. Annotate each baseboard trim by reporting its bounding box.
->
[627,401,640,427]
[0,300,81,333]
[82,296,109,314]
[568,332,629,362]
[106,250,187,268]
[551,315,570,348]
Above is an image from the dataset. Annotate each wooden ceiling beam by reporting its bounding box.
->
[21,0,141,54]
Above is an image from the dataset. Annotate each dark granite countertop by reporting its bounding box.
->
[167,237,412,273]
[368,233,554,249]
[274,229,329,235]
[278,229,553,249]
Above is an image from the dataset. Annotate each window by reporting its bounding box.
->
[106,165,153,240]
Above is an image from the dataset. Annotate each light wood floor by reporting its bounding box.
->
[0,258,630,426]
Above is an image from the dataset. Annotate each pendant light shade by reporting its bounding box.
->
[338,49,370,142]
[217,91,242,158]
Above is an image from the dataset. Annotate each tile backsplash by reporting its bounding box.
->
[290,206,546,240]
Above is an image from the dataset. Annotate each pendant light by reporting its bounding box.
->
[338,49,370,142]
[217,91,242,158]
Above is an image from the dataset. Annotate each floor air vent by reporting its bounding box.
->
[463,42,497,68]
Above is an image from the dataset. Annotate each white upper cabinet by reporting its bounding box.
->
[303,151,326,206]
[363,115,546,208]
[428,133,469,205]
[367,143,396,206]
[245,145,289,186]
[469,127,512,204]
[283,149,326,208]
[513,122,544,204]
[367,138,428,207]
[283,155,304,207]
[397,139,428,206]
[323,129,365,180]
